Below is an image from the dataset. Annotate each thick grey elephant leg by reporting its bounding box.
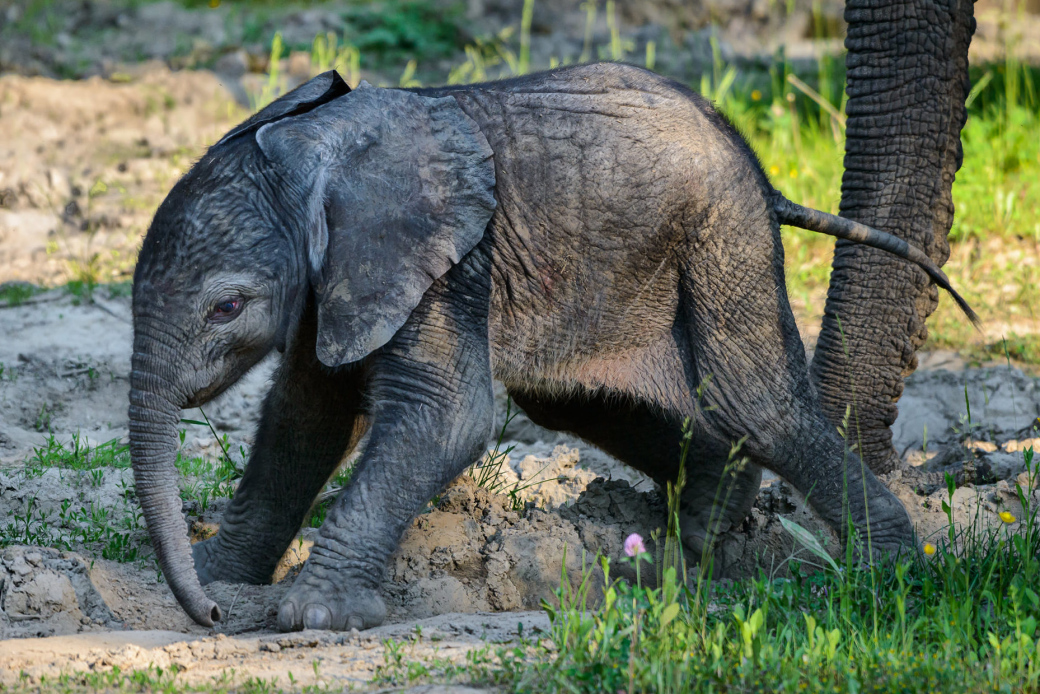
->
[277,274,495,632]
[679,217,914,552]
[810,0,976,474]
[509,390,762,556]
[192,308,368,586]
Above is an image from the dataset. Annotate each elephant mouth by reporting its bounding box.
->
[183,354,267,409]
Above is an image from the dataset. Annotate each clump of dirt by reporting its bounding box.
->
[0,546,118,639]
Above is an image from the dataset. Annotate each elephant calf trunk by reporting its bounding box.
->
[129,378,222,627]
[771,191,980,328]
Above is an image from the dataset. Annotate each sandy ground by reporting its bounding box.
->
[2,263,1039,688]
[1,67,1039,689]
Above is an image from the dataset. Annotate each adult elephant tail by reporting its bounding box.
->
[772,192,980,328]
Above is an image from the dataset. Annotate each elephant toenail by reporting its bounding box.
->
[303,604,332,630]
[277,602,297,632]
[347,615,364,631]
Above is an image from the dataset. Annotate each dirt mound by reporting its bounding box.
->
[0,546,118,639]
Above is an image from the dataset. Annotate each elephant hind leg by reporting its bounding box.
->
[675,230,914,550]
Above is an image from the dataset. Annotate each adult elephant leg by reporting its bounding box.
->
[810,0,976,473]
[192,305,369,586]
[509,389,762,555]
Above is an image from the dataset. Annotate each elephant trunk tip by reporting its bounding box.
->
[177,583,222,626]
[163,555,224,627]
[197,601,223,627]
[165,554,223,626]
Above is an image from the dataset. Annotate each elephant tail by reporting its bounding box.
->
[771,191,980,328]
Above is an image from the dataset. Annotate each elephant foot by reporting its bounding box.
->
[679,463,762,556]
[192,537,273,586]
[850,486,917,557]
[278,570,386,632]
[801,460,917,560]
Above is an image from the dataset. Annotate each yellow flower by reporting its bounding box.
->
[999,511,1016,524]
[751,89,762,101]
[789,169,799,179]
[923,543,936,556]
[769,165,780,177]
[209,0,221,6]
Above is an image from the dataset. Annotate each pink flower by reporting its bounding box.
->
[624,533,646,557]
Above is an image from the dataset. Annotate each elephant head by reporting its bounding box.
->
[129,72,495,626]
[811,0,977,472]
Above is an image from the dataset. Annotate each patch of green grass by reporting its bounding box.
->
[2,456,147,563]
[176,408,247,512]
[341,0,464,66]
[1,663,300,694]
[510,456,1040,693]
[0,282,44,307]
[24,433,131,476]
[722,58,1040,363]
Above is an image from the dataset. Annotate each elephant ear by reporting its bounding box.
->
[255,85,497,366]
[214,70,350,147]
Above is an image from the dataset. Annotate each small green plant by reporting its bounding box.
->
[310,31,360,86]
[34,404,53,433]
[470,399,518,492]
[176,407,247,512]
[466,398,562,511]
[0,282,42,306]
[1,495,52,547]
[27,433,131,471]
[306,466,357,528]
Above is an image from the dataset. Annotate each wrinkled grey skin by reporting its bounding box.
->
[812,0,977,473]
[130,63,971,632]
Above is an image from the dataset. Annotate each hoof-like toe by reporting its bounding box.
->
[277,602,297,632]
[303,604,332,630]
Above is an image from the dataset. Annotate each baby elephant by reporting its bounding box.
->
[129,63,975,630]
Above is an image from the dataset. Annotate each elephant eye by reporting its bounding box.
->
[209,297,244,322]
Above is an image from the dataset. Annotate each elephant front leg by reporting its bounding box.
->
[192,311,368,586]
[277,291,495,632]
